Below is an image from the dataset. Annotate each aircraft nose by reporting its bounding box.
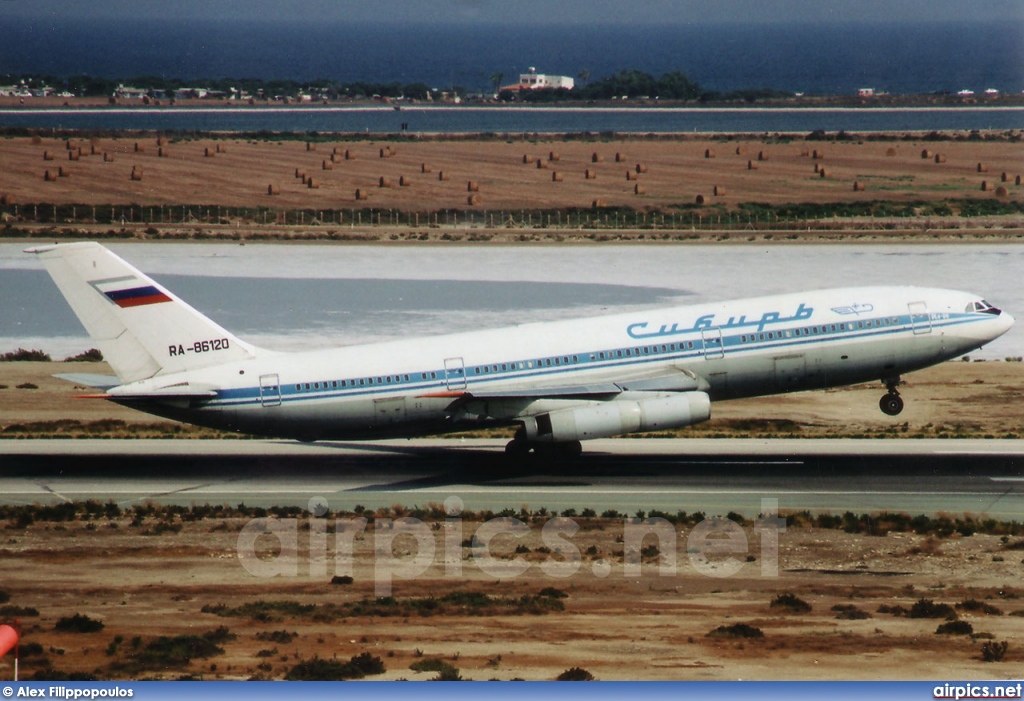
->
[999,308,1015,334]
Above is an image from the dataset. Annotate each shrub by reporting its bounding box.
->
[63,348,103,362]
[832,604,871,620]
[256,630,296,644]
[936,621,973,635]
[330,575,354,585]
[707,623,764,639]
[0,348,51,362]
[136,634,224,667]
[411,658,455,673]
[909,598,957,620]
[770,593,811,613]
[411,658,460,680]
[557,667,595,681]
[286,654,385,681]
[877,604,909,617]
[981,641,1008,662]
[956,599,1003,616]
[54,614,104,633]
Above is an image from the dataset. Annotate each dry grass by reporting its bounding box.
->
[0,134,1017,213]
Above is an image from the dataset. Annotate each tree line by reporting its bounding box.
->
[5,69,793,103]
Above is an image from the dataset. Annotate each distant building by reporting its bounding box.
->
[857,88,875,97]
[115,84,149,99]
[502,67,574,93]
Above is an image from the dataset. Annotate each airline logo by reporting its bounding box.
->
[90,275,172,308]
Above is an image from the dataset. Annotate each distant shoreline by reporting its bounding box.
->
[3,94,1024,112]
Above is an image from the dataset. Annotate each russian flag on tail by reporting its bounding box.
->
[103,284,172,308]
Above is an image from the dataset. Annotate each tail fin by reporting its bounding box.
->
[28,242,258,383]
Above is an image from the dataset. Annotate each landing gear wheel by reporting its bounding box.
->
[561,440,583,457]
[879,393,904,416]
[504,439,530,457]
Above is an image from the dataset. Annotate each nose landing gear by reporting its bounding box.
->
[879,377,904,416]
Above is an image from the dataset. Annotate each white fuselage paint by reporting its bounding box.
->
[116,286,1012,441]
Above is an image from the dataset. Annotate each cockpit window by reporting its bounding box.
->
[967,300,1001,315]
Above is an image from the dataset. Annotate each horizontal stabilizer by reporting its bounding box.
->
[54,373,121,391]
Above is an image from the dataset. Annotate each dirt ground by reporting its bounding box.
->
[1,360,1022,439]
[1,133,1021,214]
[0,511,1022,681]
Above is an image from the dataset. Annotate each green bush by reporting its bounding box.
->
[286,654,384,681]
[411,658,461,680]
[136,634,225,667]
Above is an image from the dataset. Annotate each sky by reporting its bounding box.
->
[2,0,1022,25]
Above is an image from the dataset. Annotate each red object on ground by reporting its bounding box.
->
[0,624,17,657]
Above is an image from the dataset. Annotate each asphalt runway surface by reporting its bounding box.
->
[2,438,1023,518]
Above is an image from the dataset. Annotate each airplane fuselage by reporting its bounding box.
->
[117,285,1011,442]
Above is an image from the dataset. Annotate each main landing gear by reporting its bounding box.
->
[879,377,904,416]
[504,428,583,459]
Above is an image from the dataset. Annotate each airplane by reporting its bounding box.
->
[28,241,1014,456]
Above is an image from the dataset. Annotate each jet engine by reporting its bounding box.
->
[521,391,711,443]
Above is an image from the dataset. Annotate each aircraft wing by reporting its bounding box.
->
[430,366,707,401]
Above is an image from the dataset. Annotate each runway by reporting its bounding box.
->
[2,438,1023,518]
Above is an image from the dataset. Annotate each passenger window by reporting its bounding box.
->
[296,384,302,391]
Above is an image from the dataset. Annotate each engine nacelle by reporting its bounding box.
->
[522,391,711,443]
